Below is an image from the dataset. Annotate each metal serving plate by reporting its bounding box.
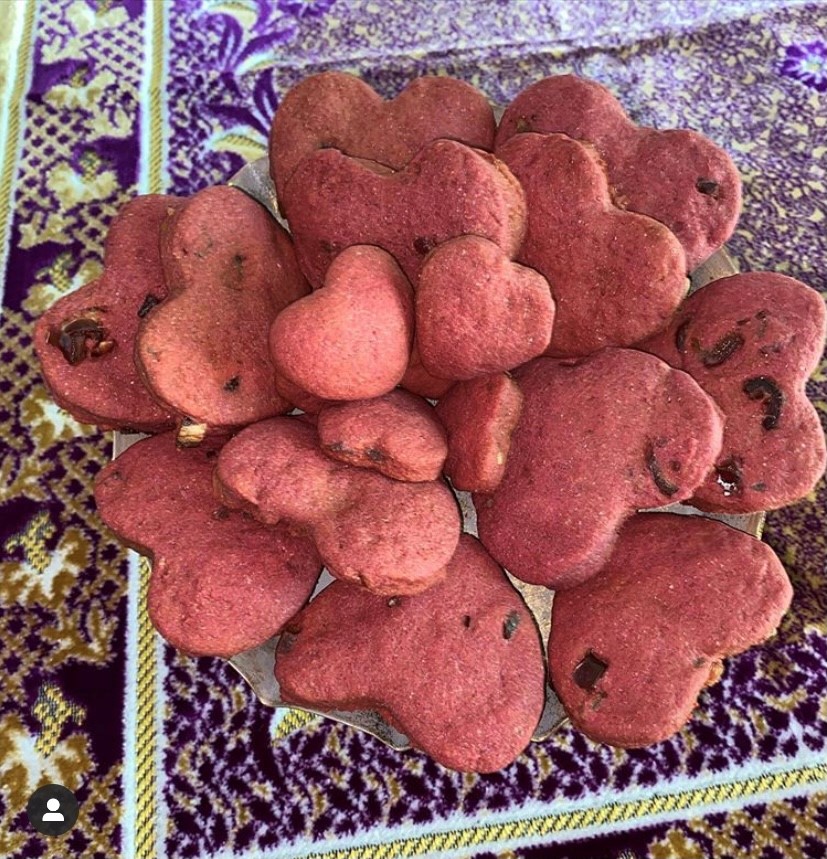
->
[113,156,764,753]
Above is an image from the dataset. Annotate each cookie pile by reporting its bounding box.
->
[35,73,825,773]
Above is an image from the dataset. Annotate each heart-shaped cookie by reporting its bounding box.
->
[270,245,414,401]
[34,195,183,432]
[475,349,724,589]
[548,513,792,747]
[94,433,322,657]
[275,534,545,773]
[416,235,555,379]
[216,417,460,595]
[640,272,827,512]
[282,139,526,288]
[496,75,742,269]
[496,132,687,357]
[270,71,496,204]
[435,372,523,493]
[399,342,454,399]
[136,186,309,431]
[317,390,448,482]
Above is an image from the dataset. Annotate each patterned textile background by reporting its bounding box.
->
[1,1,826,857]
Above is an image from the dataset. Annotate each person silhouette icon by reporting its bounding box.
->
[41,798,64,822]
[27,783,79,835]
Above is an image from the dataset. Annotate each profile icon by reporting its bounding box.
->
[26,784,79,836]
[42,798,65,822]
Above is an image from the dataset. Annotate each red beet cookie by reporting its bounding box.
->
[317,390,448,482]
[400,343,454,399]
[274,372,331,414]
[640,272,827,513]
[549,513,792,747]
[270,245,414,400]
[94,433,322,657]
[215,417,460,595]
[496,75,742,269]
[436,373,523,492]
[475,349,724,589]
[282,139,526,288]
[496,132,687,357]
[270,71,495,203]
[137,186,309,431]
[34,195,182,432]
[215,418,346,525]
[276,534,545,772]
[416,235,555,379]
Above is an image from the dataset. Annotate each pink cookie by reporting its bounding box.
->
[416,235,555,379]
[137,186,309,431]
[270,245,414,401]
[94,433,321,657]
[215,418,346,526]
[215,417,460,595]
[317,390,448,482]
[496,75,741,269]
[273,373,331,415]
[436,373,523,493]
[283,139,526,288]
[549,513,792,747]
[275,534,545,772]
[496,132,687,357]
[475,349,725,589]
[400,343,455,399]
[270,71,495,203]
[640,272,827,512]
[34,195,182,432]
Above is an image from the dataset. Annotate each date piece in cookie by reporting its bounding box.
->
[94,433,322,657]
[548,513,792,747]
[276,534,545,773]
[496,75,741,269]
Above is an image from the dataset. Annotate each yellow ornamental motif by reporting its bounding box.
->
[47,159,118,209]
[44,68,117,112]
[23,253,104,315]
[651,831,706,859]
[20,383,95,450]
[33,682,86,758]
[203,0,259,29]
[1,515,89,607]
[0,711,91,813]
[18,211,74,250]
[209,127,268,164]
[40,0,129,64]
